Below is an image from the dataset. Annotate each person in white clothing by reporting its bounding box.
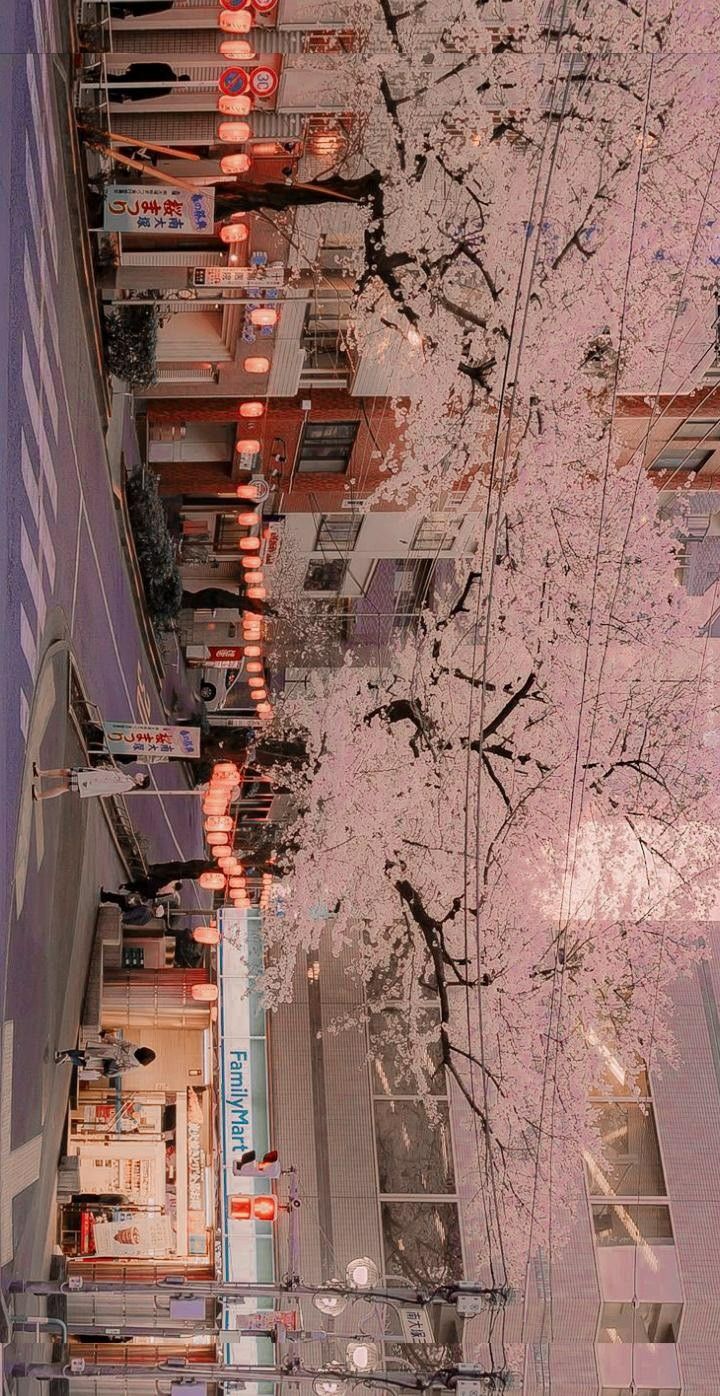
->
[33,765,150,801]
[55,1034,156,1076]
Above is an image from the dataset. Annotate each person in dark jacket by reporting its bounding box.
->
[181,588,272,617]
[108,64,189,102]
[110,0,173,16]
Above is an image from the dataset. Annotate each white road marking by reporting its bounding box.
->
[25,56,59,180]
[24,135,58,278]
[20,520,46,642]
[0,1022,43,1266]
[21,341,57,515]
[14,54,200,880]
[19,605,37,675]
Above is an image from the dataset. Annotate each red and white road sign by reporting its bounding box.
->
[249,65,279,99]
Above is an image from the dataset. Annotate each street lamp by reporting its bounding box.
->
[345,1258,379,1289]
[313,1289,348,1318]
[346,1342,380,1373]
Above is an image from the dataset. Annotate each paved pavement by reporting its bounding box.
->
[0,0,208,1285]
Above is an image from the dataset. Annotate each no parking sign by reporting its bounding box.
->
[219,66,250,96]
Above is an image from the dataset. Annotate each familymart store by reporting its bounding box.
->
[218,908,277,1380]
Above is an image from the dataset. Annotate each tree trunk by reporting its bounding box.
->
[215,171,381,215]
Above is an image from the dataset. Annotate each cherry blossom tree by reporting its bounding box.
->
[246,0,720,1292]
[259,454,720,1280]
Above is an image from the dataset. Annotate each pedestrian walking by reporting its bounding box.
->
[108,64,190,103]
[33,766,150,801]
[109,0,174,16]
[121,862,213,898]
[55,1034,156,1076]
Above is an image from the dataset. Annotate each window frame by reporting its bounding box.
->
[314,512,363,553]
[410,515,459,553]
[297,419,359,474]
[648,445,714,473]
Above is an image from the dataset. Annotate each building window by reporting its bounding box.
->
[675,417,720,439]
[315,513,362,552]
[374,1099,455,1195]
[585,1103,666,1198]
[381,1201,462,1288]
[600,1389,680,1395]
[369,1009,445,1096]
[297,421,358,473]
[648,446,713,472]
[598,1301,682,1344]
[592,1202,673,1246]
[216,513,256,554]
[303,558,347,592]
[411,515,458,552]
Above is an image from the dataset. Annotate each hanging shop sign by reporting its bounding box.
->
[102,721,201,759]
[104,186,214,235]
[92,1216,174,1259]
[191,261,285,290]
[219,66,250,96]
[187,1088,205,1211]
[261,521,283,566]
[398,1306,435,1345]
[207,646,246,664]
[218,909,271,1282]
[240,1311,297,1333]
[249,66,279,99]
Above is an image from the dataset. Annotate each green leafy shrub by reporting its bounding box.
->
[104,305,159,389]
[125,470,183,631]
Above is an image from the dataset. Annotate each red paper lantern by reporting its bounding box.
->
[218,120,252,143]
[239,402,265,418]
[193,925,221,945]
[220,222,249,244]
[206,815,234,833]
[191,982,219,1001]
[220,153,253,175]
[199,872,226,891]
[244,355,270,374]
[219,39,255,57]
[250,307,278,328]
[239,536,260,552]
[218,94,252,115]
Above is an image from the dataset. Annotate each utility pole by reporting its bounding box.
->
[11,1277,510,1315]
[10,1359,510,1391]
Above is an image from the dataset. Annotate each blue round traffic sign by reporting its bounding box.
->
[219,66,250,96]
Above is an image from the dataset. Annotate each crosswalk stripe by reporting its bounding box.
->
[20,518,42,608]
[20,427,39,516]
[20,690,30,739]
[19,604,37,675]
[26,57,59,180]
[21,338,58,515]
[25,135,58,277]
[22,251,60,441]
[39,500,57,589]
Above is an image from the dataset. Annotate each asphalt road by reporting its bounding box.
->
[0,3,207,1279]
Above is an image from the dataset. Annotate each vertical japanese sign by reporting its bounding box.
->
[102,721,201,758]
[104,185,215,234]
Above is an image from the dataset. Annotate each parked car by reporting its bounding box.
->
[199,662,245,711]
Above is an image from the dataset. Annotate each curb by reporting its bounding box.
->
[53,54,111,429]
[114,450,168,700]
